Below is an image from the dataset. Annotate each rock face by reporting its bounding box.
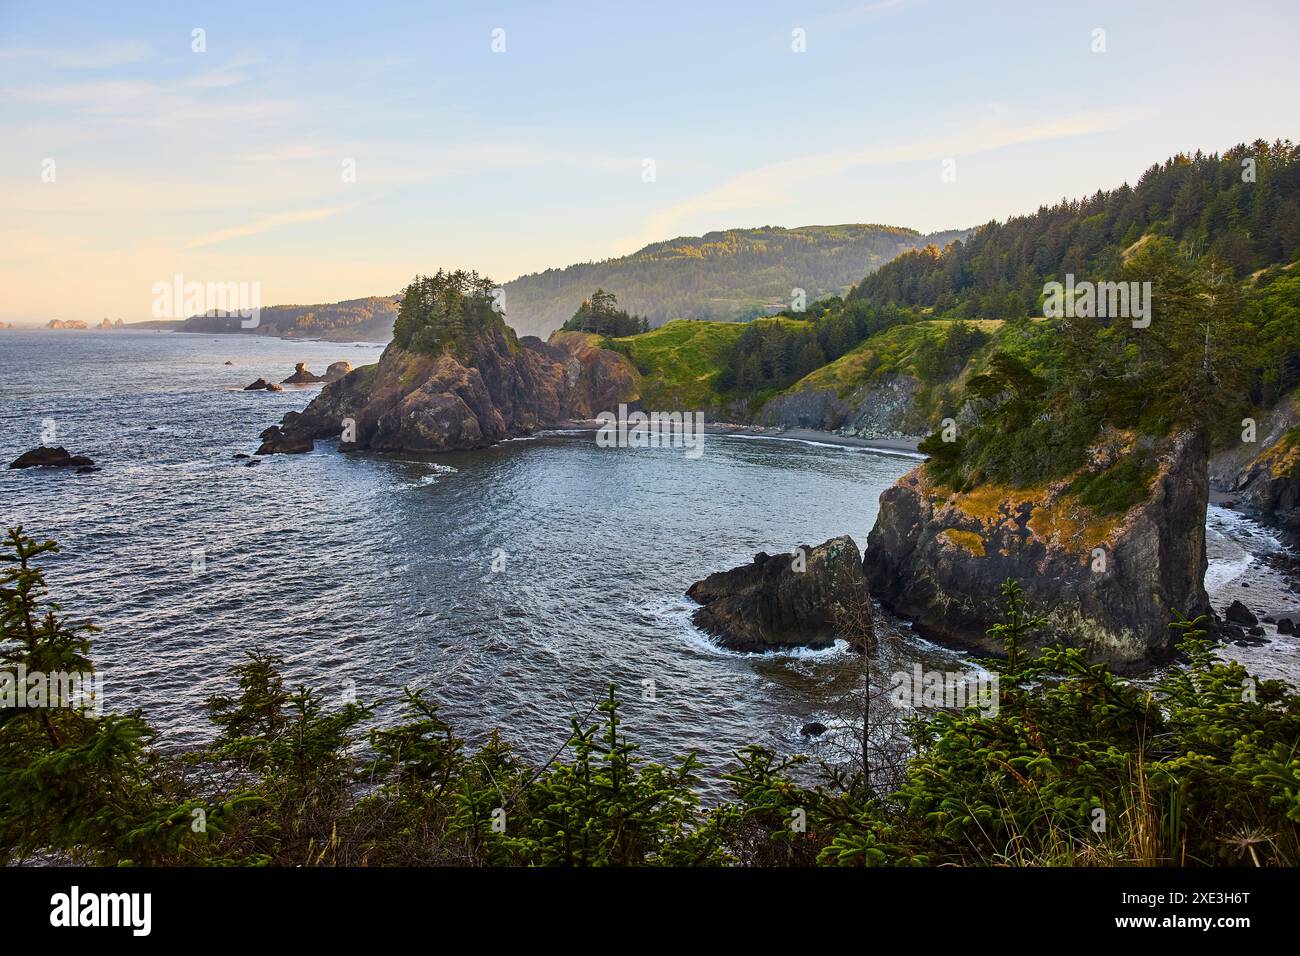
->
[259,329,639,454]
[759,373,926,442]
[864,431,1210,668]
[686,535,874,653]
[323,361,353,382]
[281,362,325,384]
[9,446,95,469]
[1210,391,1300,547]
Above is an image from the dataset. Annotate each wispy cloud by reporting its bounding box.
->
[616,107,1144,251]
[184,207,346,250]
[0,40,152,69]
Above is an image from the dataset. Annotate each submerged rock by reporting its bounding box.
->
[687,535,874,653]
[9,446,95,469]
[865,431,1210,669]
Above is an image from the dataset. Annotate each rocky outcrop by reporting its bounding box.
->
[323,361,353,382]
[243,379,284,392]
[864,431,1210,669]
[1225,599,1258,626]
[255,426,312,455]
[46,319,89,330]
[9,446,95,469]
[687,535,874,653]
[759,372,926,442]
[1210,392,1300,546]
[281,362,325,384]
[258,328,639,454]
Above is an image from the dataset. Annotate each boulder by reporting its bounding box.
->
[687,535,874,653]
[255,426,312,455]
[281,362,325,385]
[1225,600,1258,626]
[243,378,273,390]
[323,361,353,383]
[1277,617,1296,635]
[9,446,95,469]
[800,721,828,737]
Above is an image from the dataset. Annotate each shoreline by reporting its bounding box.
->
[548,419,924,456]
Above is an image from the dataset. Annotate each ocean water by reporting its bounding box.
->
[2,330,1296,784]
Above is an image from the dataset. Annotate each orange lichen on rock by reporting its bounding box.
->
[1257,429,1300,479]
[939,528,986,556]
[1026,498,1122,554]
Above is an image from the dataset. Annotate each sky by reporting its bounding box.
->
[1,0,1298,324]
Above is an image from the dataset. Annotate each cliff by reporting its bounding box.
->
[864,431,1210,668]
[758,372,924,441]
[1210,391,1300,547]
[258,328,639,455]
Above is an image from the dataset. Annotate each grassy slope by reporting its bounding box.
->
[610,317,810,410]
[790,319,1007,394]
[606,316,1011,419]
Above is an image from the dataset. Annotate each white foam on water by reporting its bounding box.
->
[655,595,856,661]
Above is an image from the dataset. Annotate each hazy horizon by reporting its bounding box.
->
[3,0,1298,324]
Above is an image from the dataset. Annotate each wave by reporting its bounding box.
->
[713,432,927,460]
[653,596,857,661]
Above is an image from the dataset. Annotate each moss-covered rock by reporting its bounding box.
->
[864,431,1211,668]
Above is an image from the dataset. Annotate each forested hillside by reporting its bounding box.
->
[503,224,966,337]
[849,139,1300,324]
[178,296,398,342]
[606,140,1300,470]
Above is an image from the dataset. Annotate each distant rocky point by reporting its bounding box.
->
[46,319,89,330]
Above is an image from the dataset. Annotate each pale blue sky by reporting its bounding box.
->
[2,0,1297,323]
